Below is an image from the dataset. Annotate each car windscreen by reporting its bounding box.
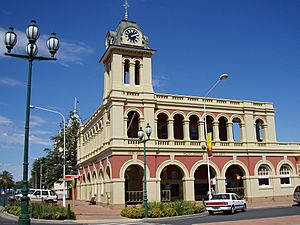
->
[211,194,230,200]
[28,190,35,194]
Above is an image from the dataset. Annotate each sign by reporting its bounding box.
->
[65,175,81,180]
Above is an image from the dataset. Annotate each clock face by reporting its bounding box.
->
[124,28,140,44]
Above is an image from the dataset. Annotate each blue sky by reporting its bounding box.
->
[1,0,300,181]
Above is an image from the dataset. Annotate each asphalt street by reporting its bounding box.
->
[0,206,299,225]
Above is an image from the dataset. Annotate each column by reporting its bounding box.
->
[183,120,190,141]
[129,61,135,86]
[226,122,234,142]
[123,116,128,139]
[199,121,205,142]
[168,119,174,141]
[182,177,195,201]
[240,123,246,142]
[263,124,269,142]
[213,121,220,141]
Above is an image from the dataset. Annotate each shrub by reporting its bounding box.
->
[121,207,144,218]
[5,205,21,216]
[148,208,161,218]
[171,200,186,215]
[121,201,206,218]
[5,202,75,220]
[161,207,177,217]
[194,204,205,213]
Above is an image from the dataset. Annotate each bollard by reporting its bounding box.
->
[67,203,71,220]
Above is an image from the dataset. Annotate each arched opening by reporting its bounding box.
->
[205,116,214,139]
[134,61,140,85]
[105,166,111,205]
[124,59,130,84]
[157,113,168,139]
[92,172,97,200]
[87,173,92,200]
[124,165,143,205]
[232,118,242,141]
[225,165,245,197]
[189,115,199,140]
[218,117,228,141]
[255,119,264,142]
[98,169,104,202]
[127,111,140,138]
[160,165,184,201]
[194,164,217,200]
[174,114,184,140]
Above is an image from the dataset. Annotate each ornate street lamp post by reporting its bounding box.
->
[3,20,59,225]
[138,123,152,218]
[203,73,228,200]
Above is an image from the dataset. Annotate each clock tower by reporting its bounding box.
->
[100,5,156,103]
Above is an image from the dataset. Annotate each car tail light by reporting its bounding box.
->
[206,201,229,206]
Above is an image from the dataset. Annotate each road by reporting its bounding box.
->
[0,205,299,225]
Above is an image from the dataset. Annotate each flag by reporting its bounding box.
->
[207,132,213,157]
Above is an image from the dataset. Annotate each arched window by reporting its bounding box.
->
[232,118,241,141]
[127,111,139,138]
[124,59,130,84]
[135,61,140,85]
[218,117,228,141]
[205,116,214,139]
[255,119,264,142]
[189,115,199,140]
[280,165,291,185]
[258,165,270,186]
[157,113,168,139]
[174,114,184,140]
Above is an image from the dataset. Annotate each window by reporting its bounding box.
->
[42,191,48,196]
[218,117,228,141]
[255,119,264,142]
[127,111,139,138]
[189,115,199,140]
[124,59,129,84]
[232,118,241,141]
[157,113,168,139]
[135,61,140,85]
[258,165,270,186]
[171,171,178,179]
[174,114,184,140]
[280,165,291,185]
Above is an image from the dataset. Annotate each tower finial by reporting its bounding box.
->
[123,0,129,20]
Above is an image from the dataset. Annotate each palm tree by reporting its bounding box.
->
[0,170,14,192]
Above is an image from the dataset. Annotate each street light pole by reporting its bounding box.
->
[29,105,66,207]
[138,123,152,218]
[203,73,228,200]
[3,20,59,225]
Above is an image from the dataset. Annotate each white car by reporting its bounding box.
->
[205,193,246,215]
[15,189,58,203]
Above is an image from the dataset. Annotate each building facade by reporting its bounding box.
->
[77,16,300,208]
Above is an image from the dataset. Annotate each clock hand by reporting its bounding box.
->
[131,33,139,37]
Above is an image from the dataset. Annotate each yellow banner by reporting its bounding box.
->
[207,132,212,150]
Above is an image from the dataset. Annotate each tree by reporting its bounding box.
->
[0,170,14,190]
[32,109,81,188]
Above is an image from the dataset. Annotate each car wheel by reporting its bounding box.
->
[241,204,246,212]
[230,206,235,214]
[208,211,214,215]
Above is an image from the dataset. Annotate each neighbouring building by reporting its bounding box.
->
[76,11,300,208]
